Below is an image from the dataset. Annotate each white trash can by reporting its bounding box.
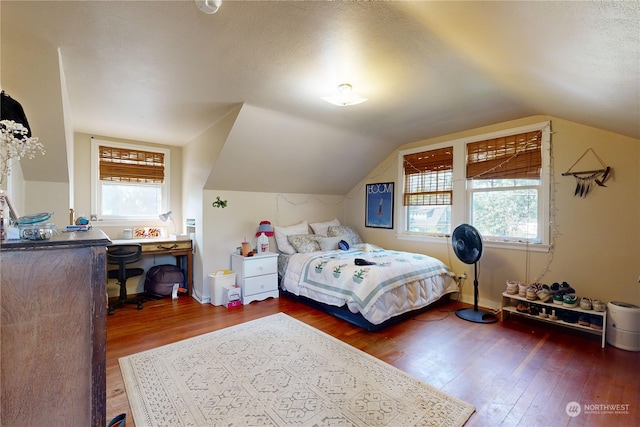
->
[606,301,640,351]
[208,270,236,306]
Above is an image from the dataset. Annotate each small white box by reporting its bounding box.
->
[222,286,242,308]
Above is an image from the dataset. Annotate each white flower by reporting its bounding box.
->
[0,119,45,185]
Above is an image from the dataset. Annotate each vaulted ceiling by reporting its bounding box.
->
[1,1,638,194]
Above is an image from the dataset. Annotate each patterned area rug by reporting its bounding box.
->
[120,313,474,426]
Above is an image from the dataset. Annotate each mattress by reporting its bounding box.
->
[280,245,457,325]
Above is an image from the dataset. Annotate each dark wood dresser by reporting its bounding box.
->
[1,229,110,426]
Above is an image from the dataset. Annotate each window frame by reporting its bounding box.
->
[397,121,551,251]
[91,138,171,223]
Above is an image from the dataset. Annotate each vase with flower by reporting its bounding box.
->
[0,119,45,187]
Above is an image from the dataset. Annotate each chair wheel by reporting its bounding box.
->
[108,307,115,315]
[137,303,143,310]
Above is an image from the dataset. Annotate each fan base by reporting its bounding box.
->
[456,307,498,324]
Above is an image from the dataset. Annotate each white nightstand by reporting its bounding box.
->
[231,252,279,305]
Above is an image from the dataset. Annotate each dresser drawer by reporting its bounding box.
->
[243,273,278,297]
[244,256,277,277]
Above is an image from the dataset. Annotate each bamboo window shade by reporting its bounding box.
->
[403,146,453,206]
[466,131,542,180]
[99,146,165,183]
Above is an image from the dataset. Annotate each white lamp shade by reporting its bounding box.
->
[159,211,172,222]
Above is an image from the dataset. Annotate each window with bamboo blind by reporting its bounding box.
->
[398,122,551,245]
[400,147,453,235]
[466,131,542,180]
[403,146,453,206]
[91,138,170,220]
[99,146,165,183]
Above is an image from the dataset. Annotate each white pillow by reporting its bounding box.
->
[309,218,341,236]
[317,235,346,251]
[274,221,309,255]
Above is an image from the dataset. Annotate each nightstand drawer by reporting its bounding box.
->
[244,257,278,277]
[244,273,278,296]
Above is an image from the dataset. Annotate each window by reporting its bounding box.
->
[403,146,453,235]
[467,130,543,242]
[91,138,170,220]
[398,122,551,247]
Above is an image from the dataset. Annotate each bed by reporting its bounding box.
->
[275,221,458,331]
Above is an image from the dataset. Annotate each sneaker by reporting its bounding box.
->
[593,300,607,312]
[506,280,519,295]
[553,294,564,305]
[562,312,579,323]
[537,288,552,303]
[578,315,591,326]
[580,297,592,310]
[590,317,603,330]
[518,283,528,297]
[526,286,538,301]
[563,294,578,308]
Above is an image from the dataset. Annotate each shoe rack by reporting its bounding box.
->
[501,292,607,348]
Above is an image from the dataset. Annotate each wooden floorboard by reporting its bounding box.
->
[106,295,639,426]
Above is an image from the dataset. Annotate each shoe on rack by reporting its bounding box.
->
[562,312,579,323]
[537,288,552,303]
[506,280,519,295]
[563,294,578,308]
[578,315,591,327]
[590,317,603,330]
[553,294,564,305]
[518,282,528,297]
[593,300,607,312]
[580,297,592,310]
[560,281,576,294]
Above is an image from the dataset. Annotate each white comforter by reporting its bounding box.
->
[281,245,458,325]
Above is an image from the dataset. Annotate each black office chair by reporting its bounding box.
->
[107,244,145,315]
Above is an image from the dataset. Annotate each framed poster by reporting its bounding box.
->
[365,182,394,229]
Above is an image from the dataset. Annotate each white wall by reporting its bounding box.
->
[198,189,345,302]
[182,106,242,301]
[23,180,69,227]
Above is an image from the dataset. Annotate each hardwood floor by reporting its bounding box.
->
[106,295,639,427]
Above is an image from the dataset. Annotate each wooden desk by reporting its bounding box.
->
[111,238,193,294]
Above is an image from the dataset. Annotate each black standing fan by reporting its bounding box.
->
[451,224,498,324]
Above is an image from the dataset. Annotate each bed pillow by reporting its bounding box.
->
[287,234,320,253]
[327,225,362,245]
[309,218,341,236]
[317,235,347,251]
[274,221,309,254]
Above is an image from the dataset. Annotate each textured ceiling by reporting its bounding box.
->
[1,1,638,193]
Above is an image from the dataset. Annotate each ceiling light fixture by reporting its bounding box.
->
[321,84,368,107]
[196,0,222,14]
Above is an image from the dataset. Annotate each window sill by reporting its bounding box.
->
[89,219,166,228]
[396,233,551,253]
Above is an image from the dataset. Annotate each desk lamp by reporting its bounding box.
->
[159,211,178,237]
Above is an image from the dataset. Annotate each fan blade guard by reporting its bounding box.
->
[451,224,483,264]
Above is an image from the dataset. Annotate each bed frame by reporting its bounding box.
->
[280,288,453,331]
